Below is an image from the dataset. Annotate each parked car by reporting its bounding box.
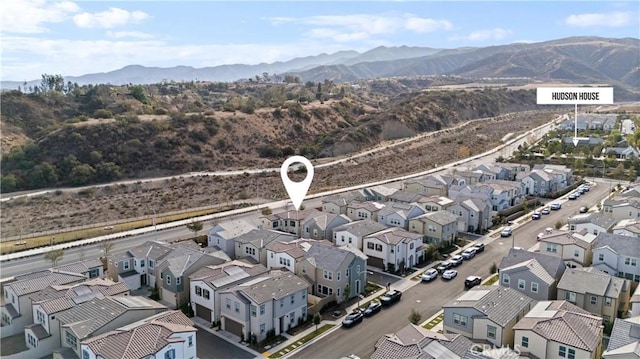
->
[380,290,402,306]
[422,268,438,282]
[461,248,476,260]
[363,301,382,317]
[500,227,513,237]
[436,261,453,274]
[473,243,485,253]
[442,269,458,280]
[532,211,541,220]
[537,232,544,241]
[464,275,482,288]
[450,255,464,266]
[579,206,588,213]
[541,208,550,215]
[581,185,590,192]
[545,227,553,234]
[550,202,562,210]
[568,193,578,200]
[342,311,364,328]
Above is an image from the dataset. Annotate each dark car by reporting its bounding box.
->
[380,290,402,306]
[342,310,364,328]
[464,276,482,289]
[436,261,453,274]
[363,301,382,317]
[473,243,485,253]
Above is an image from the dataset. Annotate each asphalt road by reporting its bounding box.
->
[290,178,612,359]
[196,328,255,359]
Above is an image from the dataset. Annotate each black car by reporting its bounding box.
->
[342,310,364,328]
[363,301,382,317]
[473,243,485,253]
[464,276,482,289]
[380,290,402,306]
[436,261,453,274]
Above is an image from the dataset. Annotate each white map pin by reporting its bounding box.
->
[280,155,314,211]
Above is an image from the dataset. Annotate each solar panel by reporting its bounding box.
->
[457,290,490,302]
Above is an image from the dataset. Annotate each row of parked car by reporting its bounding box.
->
[568,183,590,200]
[342,290,403,328]
[421,242,485,283]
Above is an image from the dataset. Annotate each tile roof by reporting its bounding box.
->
[82,311,195,359]
[4,303,19,319]
[499,248,565,280]
[366,227,423,246]
[414,211,458,226]
[444,287,534,326]
[162,246,227,276]
[234,229,297,248]
[348,201,385,212]
[513,301,602,351]
[58,296,166,339]
[501,259,555,284]
[53,258,103,274]
[7,270,87,296]
[558,267,628,298]
[25,323,51,340]
[226,269,309,304]
[333,219,388,238]
[604,316,640,357]
[372,324,476,359]
[303,212,349,230]
[209,219,257,240]
[39,297,77,314]
[266,239,317,259]
[568,213,617,230]
[593,232,640,258]
[304,242,355,272]
[539,230,594,249]
[189,261,269,289]
[388,190,430,204]
[32,279,130,314]
[270,208,324,221]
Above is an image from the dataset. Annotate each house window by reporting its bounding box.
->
[487,325,496,339]
[346,268,349,277]
[82,349,90,359]
[302,265,306,274]
[502,273,510,284]
[140,259,145,267]
[226,298,231,309]
[531,282,538,293]
[453,313,467,327]
[27,333,37,347]
[176,277,181,285]
[260,323,265,334]
[89,268,100,278]
[196,286,202,296]
[251,305,257,317]
[568,348,576,359]
[598,254,604,261]
[166,275,171,285]
[632,259,638,266]
[66,331,77,348]
[323,271,333,280]
[260,304,265,315]
[625,258,631,265]
[603,315,611,322]
[590,296,597,305]
[235,302,240,313]
[566,291,576,303]
[302,291,306,300]
[375,244,383,251]
[518,279,525,289]
[290,311,296,325]
[605,297,612,306]
[302,306,307,319]
[290,295,294,304]
[123,261,130,270]
[271,252,274,258]
[521,336,529,348]
[573,249,579,257]
[390,247,394,253]
[37,310,45,324]
[367,243,374,250]
[559,346,566,357]
[546,243,557,253]
[149,260,154,268]
[280,299,284,308]
[409,243,414,249]
[188,335,193,347]
[165,349,176,359]
[203,289,210,299]
[337,271,341,281]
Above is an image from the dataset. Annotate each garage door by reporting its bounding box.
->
[161,288,176,307]
[368,257,385,269]
[195,303,211,322]
[224,317,243,337]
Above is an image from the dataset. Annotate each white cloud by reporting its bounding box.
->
[73,7,150,29]
[405,17,453,33]
[106,31,153,39]
[451,28,512,42]
[565,11,632,27]
[1,0,80,34]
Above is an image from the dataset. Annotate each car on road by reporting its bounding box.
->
[422,268,438,282]
[579,206,588,213]
[342,311,364,328]
[380,290,402,306]
[464,275,482,288]
[461,248,476,260]
[581,185,590,192]
[442,269,458,280]
[363,301,382,317]
[550,202,562,210]
[473,243,485,253]
[532,211,541,220]
[436,261,454,274]
[541,208,550,215]
[537,232,544,241]
[545,227,553,234]
[450,255,464,266]
[500,227,513,237]
[568,193,578,200]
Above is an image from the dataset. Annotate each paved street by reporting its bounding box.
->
[291,179,611,359]
[196,328,255,359]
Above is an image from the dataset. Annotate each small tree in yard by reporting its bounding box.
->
[490,262,498,274]
[101,240,115,258]
[45,248,64,266]
[186,221,204,237]
[555,220,563,230]
[313,312,322,332]
[343,284,351,303]
[409,308,422,325]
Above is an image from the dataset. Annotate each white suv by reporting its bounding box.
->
[500,227,513,237]
[461,248,476,259]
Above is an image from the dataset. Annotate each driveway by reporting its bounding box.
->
[196,328,255,359]
[0,333,28,356]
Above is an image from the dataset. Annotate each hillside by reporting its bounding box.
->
[1,80,544,193]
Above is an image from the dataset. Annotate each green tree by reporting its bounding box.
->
[313,312,322,332]
[129,85,148,103]
[95,162,122,182]
[44,248,64,266]
[490,262,498,274]
[68,164,96,186]
[186,221,204,237]
[1,174,19,193]
[343,284,351,302]
[409,308,422,325]
[28,162,58,188]
[574,158,585,169]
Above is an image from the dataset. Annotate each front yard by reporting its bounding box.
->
[422,313,444,330]
[268,324,335,358]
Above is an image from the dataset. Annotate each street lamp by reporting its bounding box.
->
[50,236,55,246]
[150,208,157,231]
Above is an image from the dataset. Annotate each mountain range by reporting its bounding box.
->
[2,36,639,91]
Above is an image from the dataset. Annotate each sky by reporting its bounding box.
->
[1,1,639,82]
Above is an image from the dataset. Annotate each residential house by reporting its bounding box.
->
[332,220,388,250]
[363,227,424,271]
[233,229,297,264]
[301,212,350,240]
[562,137,604,146]
[207,219,257,258]
[538,229,596,268]
[492,163,531,181]
[557,267,631,323]
[1,269,86,337]
[568,213,617,235]
[260,208,324,236]
[520,165,573,197]
[219,269,309,342]
[532,164,573,185]
[371,324,478,359]
[449,197,493,233]
[474,163,513,181]
[453,169,494,184]
[591,232,640,282]
[603,316,640,359]
[632,285,640,317]
[604,143,640,160]
[298,243,367,303]
[621,119,636,136]
[377,202,425,229]
[53,259,105,280]
[157,245,230,308]
[364,185,399,202]
[561,113,617,131]
[484,179,525,212]
[498,248,566,301]
[346,201,385,221]
[513,300,604,359]
[107,241,173,290]
[419,195,455,213]
[404,174,459,196]
[448,184,493,204]
[24,279,130,358]
[443,286,534,347]
[387,190,430,206]
[613,218,640,238]
[603,198,640,222]
[55,296,167,359]
[408,211,458,246]
[266,239,317,273]
[321,191,364,215]
[189,260,269,325]
[79,311,196,359]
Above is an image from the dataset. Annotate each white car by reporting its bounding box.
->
[442,269,458,280]
[537,232,544,241]
[421,268,438,282]
[461,248,476,259]
[500,227,513,237]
